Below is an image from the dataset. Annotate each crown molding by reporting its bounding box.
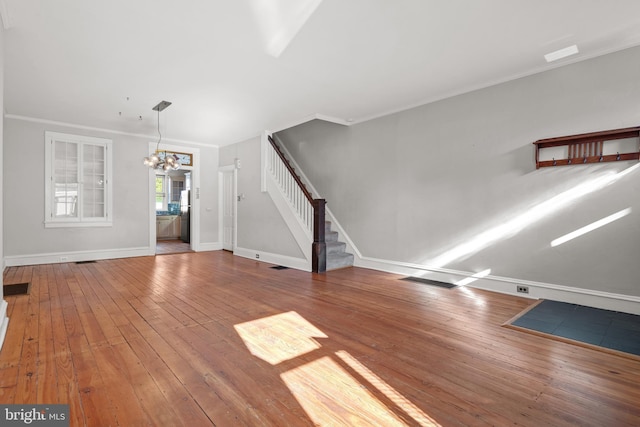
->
[351,41,640,126]
[270,113,352,135]
[4,114,218,148]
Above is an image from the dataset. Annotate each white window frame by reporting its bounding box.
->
[44,131,113,228]
[155,173,167,211]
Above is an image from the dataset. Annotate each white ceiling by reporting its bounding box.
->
[4,0,640,147]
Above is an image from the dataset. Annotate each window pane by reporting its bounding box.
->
[55,142,78,184]
[81,143,107,219]
[53,141,79,219]
[155,175,166,210]
[54,183,78,218]
[171,180,184,202]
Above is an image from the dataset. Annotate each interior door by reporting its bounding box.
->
[222,169,235,251]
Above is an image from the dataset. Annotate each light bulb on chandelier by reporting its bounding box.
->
[143,100,181,170]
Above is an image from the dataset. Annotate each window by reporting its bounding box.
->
[155,174,185,211]
[171,178,184,202]
[156,174,166,211]
[45,132,112,227]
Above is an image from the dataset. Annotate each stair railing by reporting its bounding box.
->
[267,135,326,272]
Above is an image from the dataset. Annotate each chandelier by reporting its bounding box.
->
[143,100,181,170]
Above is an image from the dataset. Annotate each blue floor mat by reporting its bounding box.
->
[510,300,640,356]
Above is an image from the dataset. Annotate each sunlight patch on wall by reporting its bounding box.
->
[424,164,640,269]
[455,268,491,287]
[234,311,327,365]
[551,208,632,247]
[250,0,323,57]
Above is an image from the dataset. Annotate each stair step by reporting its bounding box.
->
[327,252,354,271]
[325,231,339,242]
[326,240,346,255]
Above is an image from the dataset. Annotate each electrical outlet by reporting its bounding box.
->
[255,253,260,259]
[517,286,529,294]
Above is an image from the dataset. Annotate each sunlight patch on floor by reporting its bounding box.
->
[236,311,441,426]
[281,356,410,426]
[456,285,487,306]
[234,311,327,365]
[336,351,441,426]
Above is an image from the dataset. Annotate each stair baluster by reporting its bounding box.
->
[267,135,326,272]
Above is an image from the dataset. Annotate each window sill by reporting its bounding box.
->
[44,221,113,228]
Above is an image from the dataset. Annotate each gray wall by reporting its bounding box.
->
[1,26,4,293]
[3,118,220,258]
[198,145,220,246]
[277,46,640,297]
[220,136,303,258]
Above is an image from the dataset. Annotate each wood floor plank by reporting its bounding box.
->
[68,344,119,427]
[123,327,214,427]
[0,366,19,404]
[12,275,39,404]
[140,327,248,426]
[2,252,640,426]
[36,296,59,405]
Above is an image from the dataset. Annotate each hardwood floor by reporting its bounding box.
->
[1,251,639,426]
[156,239,193,255]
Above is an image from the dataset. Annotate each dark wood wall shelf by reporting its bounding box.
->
[534,126,640,169]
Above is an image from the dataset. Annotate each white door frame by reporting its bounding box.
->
[148,143,201,253]
[218,164,237,252]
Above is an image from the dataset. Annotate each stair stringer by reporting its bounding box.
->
[272,134,363,265]
[264,171,313,272]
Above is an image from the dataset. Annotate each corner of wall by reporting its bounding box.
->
[0,301,8,352]
[0,12,7,352]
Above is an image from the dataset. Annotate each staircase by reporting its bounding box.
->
[265,134,354,272]
[325,221,354,270]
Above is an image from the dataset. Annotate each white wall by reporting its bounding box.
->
[220,136,304,262]
[196,144,220,247]
[3,118,221,264]
[277,46,640,306]
[0,21,8,350]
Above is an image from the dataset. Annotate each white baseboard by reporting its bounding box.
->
[197,242,223,252]
[355,256,640,315]
[269,136,640,314]
[234,246,311,272]
[4,241,638,315]
[0,300,8,352]
[3,246,153,267]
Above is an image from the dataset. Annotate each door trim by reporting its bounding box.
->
[148,143,201,253]
[218,164,237,252]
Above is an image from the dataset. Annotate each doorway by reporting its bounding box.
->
[155,170,192,254]
[148,143,200,255]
